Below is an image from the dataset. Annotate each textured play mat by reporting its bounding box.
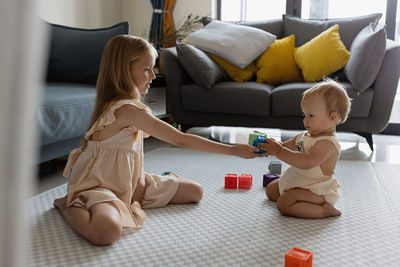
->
[26,147,400,266]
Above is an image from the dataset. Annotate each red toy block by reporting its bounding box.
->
[285,247,313,267]
[225,174,238,189]
[238,174,252,189]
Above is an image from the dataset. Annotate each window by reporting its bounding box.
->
[219,0,286,21]
[220,0,241,21]
[219,0,394,38]
[301,0,387,21]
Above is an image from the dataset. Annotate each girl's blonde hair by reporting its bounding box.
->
[80,35,157,149]
[302,78,352,124]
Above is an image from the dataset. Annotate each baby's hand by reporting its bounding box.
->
[232,144,262,159]
[258,138,282,156]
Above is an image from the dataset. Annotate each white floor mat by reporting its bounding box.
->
[26,147,400,266]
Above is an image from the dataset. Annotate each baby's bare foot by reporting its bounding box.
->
[53,195,67,210]
[322,202,342,218]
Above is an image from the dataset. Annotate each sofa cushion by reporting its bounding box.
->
[344,23,387,93]
[208,54,257,82]
[181,82,273,117]
[39,83,96,146]
[256,35,302,85]
[294,24,350,82]
[186,20,276,68]
[46,21,129,85]
[236,19,283,38]
[202,17,283,38]
[176,43,228,88]
[283,13,382,49]
[272,82,373,118]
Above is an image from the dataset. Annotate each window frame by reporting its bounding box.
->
[217,0,398,40]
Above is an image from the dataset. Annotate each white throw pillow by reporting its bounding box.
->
[186,20,276,69]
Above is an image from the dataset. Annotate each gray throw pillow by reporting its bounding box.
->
[176,43,228,89]
[283,13,382,49]
[344,23,387,93]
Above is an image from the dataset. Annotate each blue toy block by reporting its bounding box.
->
[252,135,268,154]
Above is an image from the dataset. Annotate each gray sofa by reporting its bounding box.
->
[161,14,400,149]
[37,21,129,163]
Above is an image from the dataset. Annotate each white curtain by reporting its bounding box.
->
[0,0,47,266]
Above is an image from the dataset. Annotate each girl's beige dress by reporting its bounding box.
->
[62,99,179,229]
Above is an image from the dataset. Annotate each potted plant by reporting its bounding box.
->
[148,13,204,74]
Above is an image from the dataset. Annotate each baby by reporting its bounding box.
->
[259,79,351,219]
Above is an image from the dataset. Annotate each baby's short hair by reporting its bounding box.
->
[302,78,352,124]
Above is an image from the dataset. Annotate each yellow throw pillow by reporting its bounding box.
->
[294,24,350,82]
[256,34,303,85]
[208,53,257,82]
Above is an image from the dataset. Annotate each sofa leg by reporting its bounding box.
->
[354,132,374,151]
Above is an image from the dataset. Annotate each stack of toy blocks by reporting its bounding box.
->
[225,174,252,189]
[263,160,282,187]
[285,247,313,267]
[248,132,268,154]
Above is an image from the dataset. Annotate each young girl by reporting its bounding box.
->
[53,35,261,246]
[259,79,351,219]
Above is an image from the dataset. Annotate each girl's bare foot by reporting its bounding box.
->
[53,195,67,210]
[322,202,342,217]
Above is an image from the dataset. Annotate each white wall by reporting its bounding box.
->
[38,0,214,37]
[37,0,124,28]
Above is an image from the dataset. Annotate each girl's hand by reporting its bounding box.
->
[232,144,262,159]
[258,138,283,156]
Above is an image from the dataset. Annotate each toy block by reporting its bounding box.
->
[248,132,265,146]
[263,173,280,187]
[249,134,268,154]
[285,247,313,267]
[268,160,282,174]
[238,174,252,189]
[225,174,238,189]
[249,132,268,154]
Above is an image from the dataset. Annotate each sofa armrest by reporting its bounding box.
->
[161,47,193,121]
[368,39,400,132]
